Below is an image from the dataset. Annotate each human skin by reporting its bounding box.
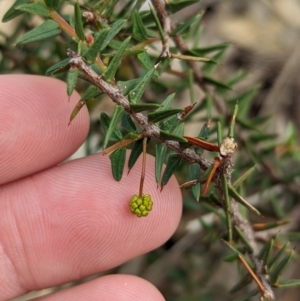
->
[0,75,182,301]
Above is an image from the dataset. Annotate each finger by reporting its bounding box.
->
[36,275,165,301]
[0,153,182,300]
[0,75,89,185]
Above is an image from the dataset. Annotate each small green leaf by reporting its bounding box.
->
[16,2,50,17]
[223,253,239,262]
[203,75,232,90]
[149,6,166,43]
[229,274,252,293]
[81,85,100,101]
[109,147,126,181]
[269,242,290,272]
[46,58,70,75]
[228,185,261,216]
[157,93,176,111]
[101,19,127,51]
[160,130,187,142]
[166,0,199,13]
[2,0,27,22]
[137,51,153,70]
[217,121,223,146]
[231,289,259,301]
[44,0,61,10]
[161,154,182,188]
[235,226,254,253]
[103,106,124,148]
[222,175,232,242]
[67,67,79,97]
[233,165,257,188]
[100,113,122,141]
[188,43,230,56]
[118,78,141,96]
[121,114,136,132]
[202,49,227,75]
[172,13,202,36]
[271,252,293,284]
[276,279,300,288]
[128,139,143,171]
[16,20,61,45]
[132,10,148,41]
[103,36,131,82]
[189,163,201,201]
[129,67,156,103]
[155,144,167,184]
[83,29,110,63]
[74,2,85,41]
[148,108,183,123]
[130,103,161,112]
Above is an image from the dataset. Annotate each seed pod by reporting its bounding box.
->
[129,194,153,217]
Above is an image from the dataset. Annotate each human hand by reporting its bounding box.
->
[0,75,182,301]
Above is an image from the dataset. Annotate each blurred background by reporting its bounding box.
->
[1,0,300,300]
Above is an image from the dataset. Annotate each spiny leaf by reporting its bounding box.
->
[100,112,122,141]
[67,67,79,97]
[2,0,27,22]
[132,10,148,41]
[203,75,232,90]
[129,67,157,103]
[229,274,252,293]
[276,279,300,288]
[222,175,232,242]
[109,147,126,181]
[137,51,153,70]
[44,0,61,10]
[46,58,70,75]
[172,13,202,36]
[233,165,257,188]
[74,2,85,41]
[16,2,50,17]
[103,37,131,82]
[100,19,127,50]
[83,29,110,63]
[69,100,86,125]
[130,103,161,112]
[121,114,136,132]
[231,289,259,301]
[128,139,143,171]
[202,49,227,75]
[161,154,182,188]
[103,106,124,148]
[149,6,166,43]
[81,85,100,101]
[148,108,183,123]
[118,78,141,96]
[189,163,201,201]
[271,252,293,284]
[235,226,254,253]
[155,144,167,184]
[166,0,199,13]
[160,130,188,142]
[268,242,290,272]
[223,253,239,263]
[16,20,61,45]
[187,43,230,56]
[157,93,176,111]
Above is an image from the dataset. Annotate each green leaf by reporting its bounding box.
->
[271,252,293,284]
[233,165,257,188]
[235,226,254,253]
[2,0,27,22]
[81,85,100,101]
[74,2,85,41]
[44,0,61,10]
[166,0,199,13]
[67,67,79,97]
[132,10,148,41]
[130,103,161,112]
[188,43,230,56]
[103,106,124,148]
[83,29,110,63]
[137,51,153,70]
[203,76,232,90]
[268,242,290,271]
[100,112,122,141]
[222,175,232,242]
[46,58,70,75]
[148,108,183,123]
[228,185,261,216]
[189,163,201,201]
[276,279,300,288]
[16,2,50,17]
[202,49,227,75]
[109,147,126,181]
[155,143,167,184]
[223,253,239,262]
[160,130,187,142]
[129,67,157,103]
[229,274,252,293]
[161,154,182,188]
[172,13,202,36]
[249,133,278,143]
[100,19,127,51]
[149,6,166,42]
[118,78,141,96]
[16,20,61,45]
[121,114,136,132]
[128,139,143,171]
[103,36,131,82]
[232,289,259,301]
[157,93,176,111]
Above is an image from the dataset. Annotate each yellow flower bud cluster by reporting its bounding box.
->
[129,194,153,217]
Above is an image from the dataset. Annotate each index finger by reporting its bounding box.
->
[0,75,89,185]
